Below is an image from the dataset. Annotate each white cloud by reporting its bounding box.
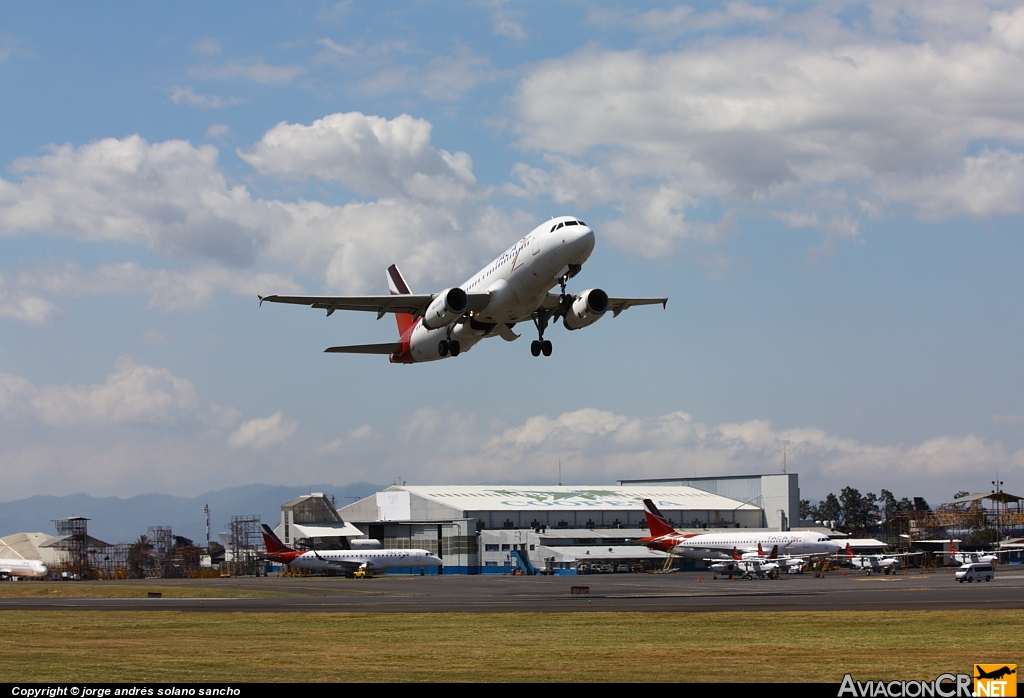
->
[0,273,61,324]
[228,412,297,450]
[348,406,1023,502]
[239,112,476,202]
[0,124,528,294]
[0,135,285,266]
[0,358,199,427]
[192,58,305,83]
[510,8,1024,252]
[190,38,222,56]
[206,124,231,139]
[16,262,301,311]
[359,47,492,101]
[170,86,241,109]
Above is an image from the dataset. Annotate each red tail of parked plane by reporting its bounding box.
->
[642,499,677,538]
[261,524,302,564]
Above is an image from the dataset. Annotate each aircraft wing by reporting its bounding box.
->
[259,293,490,318]
[538,293,668,316]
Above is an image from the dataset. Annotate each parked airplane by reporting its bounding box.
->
[949,539,1001,565]
[707,544,781,579]
[0,557,48,579]
[259,217,667,362]
[639,498,843,560]
[260,525,441,576]
[840,543,920,575]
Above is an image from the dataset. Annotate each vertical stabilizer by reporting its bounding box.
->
[642,499,676,538]
[387,264,416,338]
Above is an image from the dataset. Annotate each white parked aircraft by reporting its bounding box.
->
[259,217,667,362]
[0,557,48,579]
[639,498,843,561]
[260,525,441,576]
[707,545,782,580]
[840,543,920,575]
[949,539,1001,565]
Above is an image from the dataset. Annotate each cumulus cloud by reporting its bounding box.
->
[0,273,61,324]
[0,135,284,266]
[228,412,297,450]
[0,358,199,427]
[0,118,522,293]
[351,407,1023,502]
[510,6,1024,253]
[238,112,477,202]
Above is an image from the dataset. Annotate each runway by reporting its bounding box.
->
[3,567,1023,612]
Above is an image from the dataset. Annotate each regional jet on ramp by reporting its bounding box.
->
[260,525,441,576]
[639,499,842,560]
[259,217,667,362]
[0,557,47,579]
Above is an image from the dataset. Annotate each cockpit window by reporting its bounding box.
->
[550,224,558,232]
[555,222,564,230]
[564,220,578,226]
[577,221,586,226]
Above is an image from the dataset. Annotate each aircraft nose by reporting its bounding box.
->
[566,226,595,263]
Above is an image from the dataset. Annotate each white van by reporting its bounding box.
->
[955,563,995,583]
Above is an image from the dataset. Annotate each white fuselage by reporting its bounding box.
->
[406,217,596,362]
[849,555,899,572]
[289,548,442,572]
[0,558,48,578]
[671,532,841,561]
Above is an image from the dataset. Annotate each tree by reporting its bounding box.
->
[818,493,841,525]
[127,534,152,579]
[800,499,814,519]
[879,489,899,520]
[839,487,878,534]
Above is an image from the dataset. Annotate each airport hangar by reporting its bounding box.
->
[327,475,800,574]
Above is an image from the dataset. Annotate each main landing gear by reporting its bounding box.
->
[438,339,460,357]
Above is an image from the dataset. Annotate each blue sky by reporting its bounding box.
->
[2,1,1023,505]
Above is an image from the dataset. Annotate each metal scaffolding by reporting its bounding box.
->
[52,517,91,578]
[228,515,264,576]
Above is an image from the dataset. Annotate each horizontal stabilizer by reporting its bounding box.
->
[325,342,402,354]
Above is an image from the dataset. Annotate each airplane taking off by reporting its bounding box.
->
[260,525,441,576]
[0,557,47,579]
[639,499,843,561]
[259,217,667,362]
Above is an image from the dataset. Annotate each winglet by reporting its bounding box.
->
[258,295,264,307]
[662,300,667,309]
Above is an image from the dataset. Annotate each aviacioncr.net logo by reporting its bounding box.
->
[838,673,972,697]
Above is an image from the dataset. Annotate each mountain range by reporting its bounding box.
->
[0,483,382,545]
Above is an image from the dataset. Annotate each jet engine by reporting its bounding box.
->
[562,288,608,330]
[422,287,468,329]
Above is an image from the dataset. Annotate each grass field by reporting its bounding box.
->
[1,610,1020,682]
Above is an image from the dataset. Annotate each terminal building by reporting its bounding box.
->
[334,479,799,574]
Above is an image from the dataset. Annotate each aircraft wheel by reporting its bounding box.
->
[450,340,461,357]
[531,340,541,357]
[542,340,552,356]
[438,340,449,357]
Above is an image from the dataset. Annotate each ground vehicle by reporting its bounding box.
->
[955,563,995,583]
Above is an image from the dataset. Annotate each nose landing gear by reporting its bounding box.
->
[530,339,552,357]
[530,309,554,357]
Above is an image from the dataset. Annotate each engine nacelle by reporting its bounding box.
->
[562,288,608,330]
[422,287,468,329]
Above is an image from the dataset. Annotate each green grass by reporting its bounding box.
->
[1,611,1020,682]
